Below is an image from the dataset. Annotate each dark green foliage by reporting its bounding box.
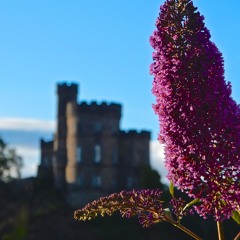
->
[140,165,167,191]
[2,208,28,240]
[0,137,23,181]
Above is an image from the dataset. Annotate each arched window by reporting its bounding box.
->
[92,174,101,187]
[77,174,84,186]
[76,146,82,163]
[127,176,134,188]
[94,145,101,163]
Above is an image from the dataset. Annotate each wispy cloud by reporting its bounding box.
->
[11,145,39,158]
[150,141,168,184]
[0,117,55,178]
[11,145,40,177]
[0,117,55,132]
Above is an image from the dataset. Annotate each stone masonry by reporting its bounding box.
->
[38,82,150,205]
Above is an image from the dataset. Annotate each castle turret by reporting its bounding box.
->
[37,139,54,182]
[53,82,78,189]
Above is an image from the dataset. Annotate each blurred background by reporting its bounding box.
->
[0,0,240,180]
[0,0,239,239]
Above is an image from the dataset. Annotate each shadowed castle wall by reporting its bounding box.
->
[37,139,54,180]
[118,130,151,189]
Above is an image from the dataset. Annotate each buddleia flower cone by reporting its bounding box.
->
[74,189,165,227]
[150,0,240,220]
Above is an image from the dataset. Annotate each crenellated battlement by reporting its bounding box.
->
[57,82,78,95]
[79,101,121,115]
[57,82,78,117]
[40,139,54,148]
[120,130,151,138]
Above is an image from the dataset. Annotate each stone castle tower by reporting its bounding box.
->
[38,82,150,204]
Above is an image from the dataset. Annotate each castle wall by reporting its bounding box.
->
[69,101,122,192]
[38,82,151,204]
[118,130,151,189]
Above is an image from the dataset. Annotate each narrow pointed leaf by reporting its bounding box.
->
[169,181,174,198]
[164,208,173,220]
[231,210,240,224]
[182,198,200,212]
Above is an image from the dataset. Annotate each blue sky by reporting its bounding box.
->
[0,0,239,180]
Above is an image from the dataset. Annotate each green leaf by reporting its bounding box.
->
[164,208,173,220]
[169,181,174,198]
[182,198,200,212]
[231,210,240,224]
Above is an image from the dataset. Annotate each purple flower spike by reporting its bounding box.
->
[150,0,240,220]
[74,189,165,227]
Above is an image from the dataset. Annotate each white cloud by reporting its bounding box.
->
[0,117,55,178]
[150,140,169,185]
[0,117,55,132]
[11,145,40,159]
[10,144,40,178]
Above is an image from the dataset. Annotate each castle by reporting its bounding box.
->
[38,82,150,204]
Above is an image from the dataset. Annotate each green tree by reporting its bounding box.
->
[0,137,23,182]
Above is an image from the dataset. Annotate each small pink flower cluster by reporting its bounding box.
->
[74,189,165,227]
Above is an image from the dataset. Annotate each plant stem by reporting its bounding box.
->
[233,231,240,240]
[217,221,225,240]
[175,223,202,240]
[165,217,202,240]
